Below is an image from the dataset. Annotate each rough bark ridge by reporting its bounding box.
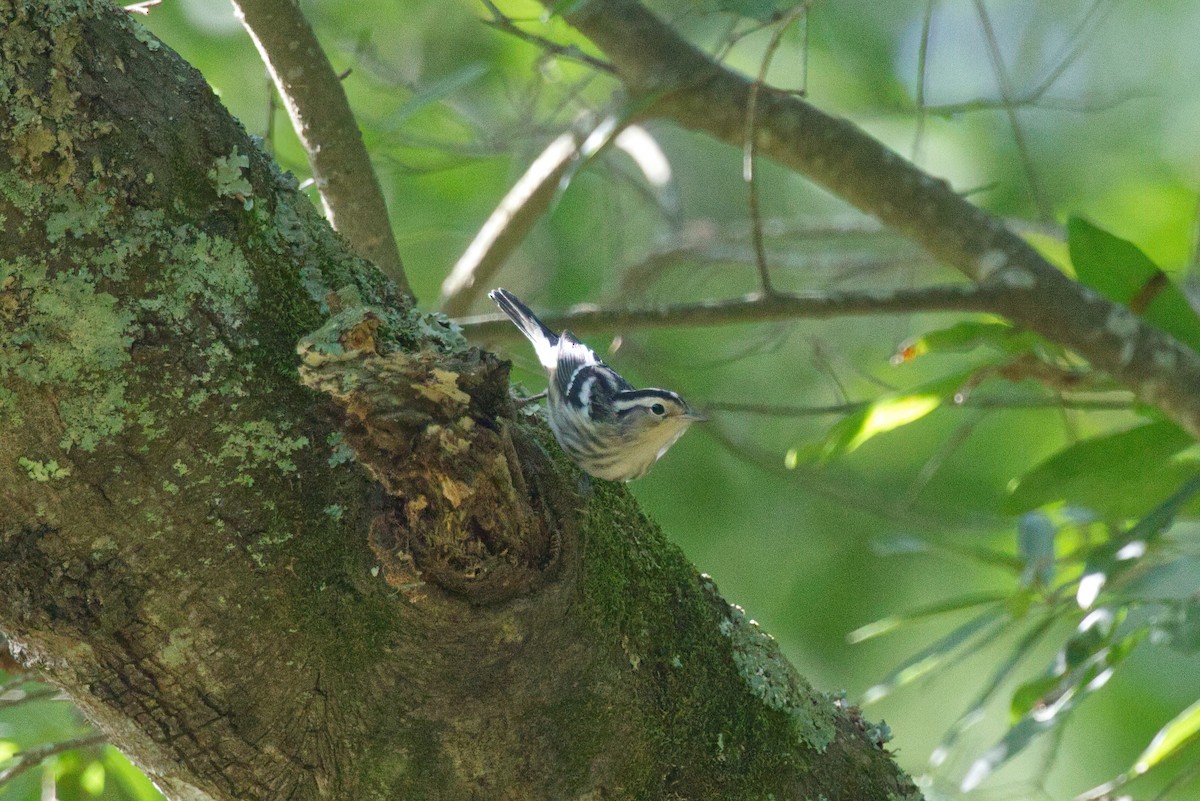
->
[0,3,916,800]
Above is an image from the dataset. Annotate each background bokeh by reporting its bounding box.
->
[6,1,1200,798]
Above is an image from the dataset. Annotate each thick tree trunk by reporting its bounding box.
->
[0,2,916,799]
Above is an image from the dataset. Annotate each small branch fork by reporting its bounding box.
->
[530,0,1200,440]
[232,0,410,296]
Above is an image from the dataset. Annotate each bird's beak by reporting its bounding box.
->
[683,411,709,423]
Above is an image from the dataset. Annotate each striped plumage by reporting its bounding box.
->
[489,288,703,481]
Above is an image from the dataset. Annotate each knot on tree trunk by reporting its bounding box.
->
[297,307,561,604]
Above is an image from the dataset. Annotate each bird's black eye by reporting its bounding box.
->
[650,403,666,416]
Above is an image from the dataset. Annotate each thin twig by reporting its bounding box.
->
[1026,0,1117,101]
[0,687,60,709]
[922,89,1145,118]
[700,424,1005,533]
[743,5,809,295]
[232,0,410,295]
[911,0,936,164]
[458,283,1011,340]
[0,733,107,787]
[973,0,1053,221]
[704,394,1135,417]
[896,410,988,512]
[479,0,616,74]
[441,114,628,316]
[440,129,585,315]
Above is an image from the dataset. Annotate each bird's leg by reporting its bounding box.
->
[511,389,547,406]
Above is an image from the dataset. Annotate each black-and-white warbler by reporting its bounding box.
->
[489,288,704,481]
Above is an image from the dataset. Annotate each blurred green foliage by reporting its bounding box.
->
[7,0,1200,799]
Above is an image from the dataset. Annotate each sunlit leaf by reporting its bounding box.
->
[1133,697,1200,775]
[815,372,972,461]
[0,739,17,762]
[847,591,1009,644]
[1005,420,1193,517]
[102,746,165,801]
[1067,217,1200,351]
[80,759,105,795]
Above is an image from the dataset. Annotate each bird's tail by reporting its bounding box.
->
[489,288,558,370]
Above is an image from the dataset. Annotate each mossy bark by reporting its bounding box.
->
[0,2,918,799]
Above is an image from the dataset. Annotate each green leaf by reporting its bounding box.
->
[965,625,1149,791]
[847,591,1010,644]
[1153,598,1200,654]
[1075,472,1200,607]
[102,746,166,801]
[861,607,1008,705]
[382,63,489,129]
[80,759,105,795]
[1134,697,1200,775]
[892,319,1034,363]
[1067,217,1200,352]
[1017,512,1056,587]
[815,372,972,461]
[1005,420,1194,517]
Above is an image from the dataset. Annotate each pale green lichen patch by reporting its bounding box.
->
[212,419,310,482]
[44,183,112,242]
[718,599,837,752]
[209,146,253,206]
[2,260,137,451]
[148,229,258,328]
[17,456,71,481]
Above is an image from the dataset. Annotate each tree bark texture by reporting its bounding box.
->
[0,3,916,800]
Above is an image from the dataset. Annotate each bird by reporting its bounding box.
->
[489,288,704,481]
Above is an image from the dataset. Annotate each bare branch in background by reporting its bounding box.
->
[457,282,1008,339]
[542,0,1200,440]
[617,225,931,293]
[0,734,107,787]
[705,393,1134,417]
[0,687,61,710]
[232,0,410,296]
[700,424,1005,533]
[911,0,936,164]
[743,5,809,295]
[972,0,1052,222]
[441,128,585,316]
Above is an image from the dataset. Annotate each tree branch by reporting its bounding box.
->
[549,0,1200,439]
[705,394,1135,417]
[0,734,106,787]
[440,128,584,316]
[1,6,918,799]
[457,283,1010,340]
[233,0,410,296]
